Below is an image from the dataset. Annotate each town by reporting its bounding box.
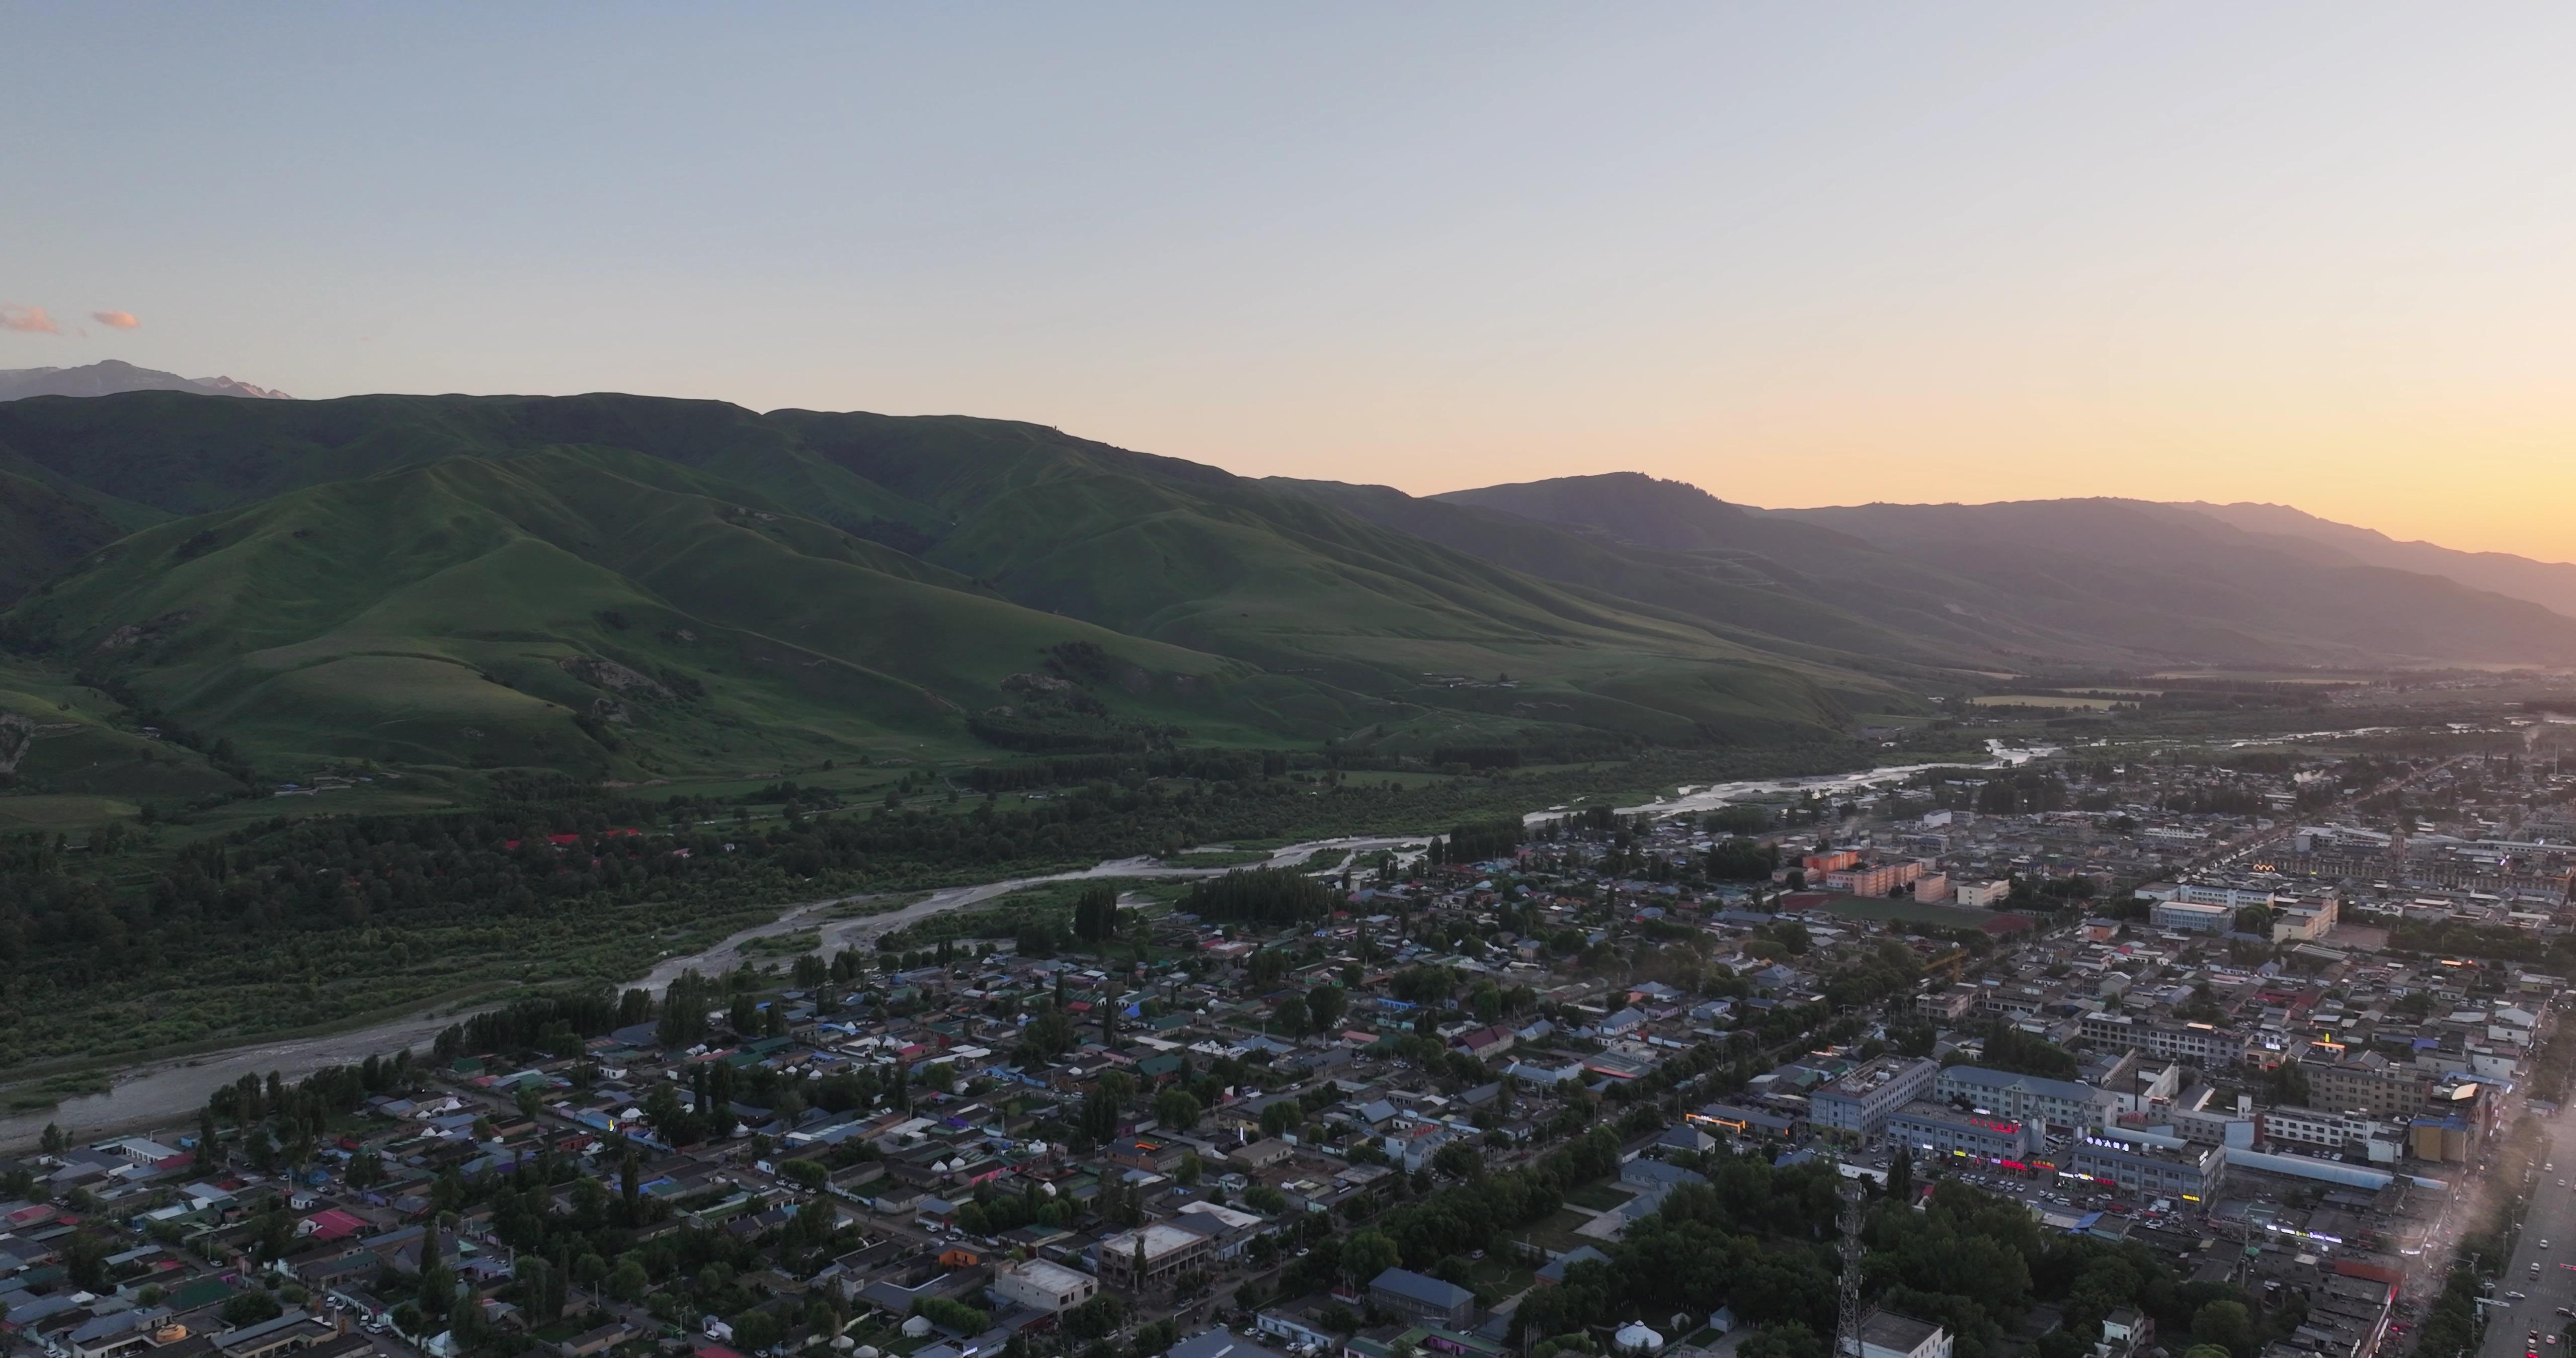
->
[8,730,2576,1358]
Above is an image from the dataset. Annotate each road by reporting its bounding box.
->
[0,835,1422,1152]
[2477,1110,2576,1358]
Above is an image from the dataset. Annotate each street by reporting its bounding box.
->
[2476,1101,2576,1358]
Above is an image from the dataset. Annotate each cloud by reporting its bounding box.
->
[1,304,62,333]
[92,310,140,329]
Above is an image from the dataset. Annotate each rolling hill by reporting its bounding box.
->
[0,394,1904,782]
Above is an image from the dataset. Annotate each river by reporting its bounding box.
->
[0,743,2055,1151]
[0,836,1420,1151]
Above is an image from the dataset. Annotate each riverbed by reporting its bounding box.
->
[0,836,1421,1150]
[0,743,2054,1151]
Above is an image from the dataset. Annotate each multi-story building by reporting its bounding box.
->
[1827,861,1924,897]
[1811,1057,1941,1138]
[2078,1014,2246,1067]
[1094,1222,1213,1289]
[1954,881,2010,909]
[1933,1065,2114,1135]
[2149,900,2232,933]
[1884,1100,2040,1163]
[1914,987,1980,1023]
[2068,1133,2226,1202]
[2270,896,2340,943]
[2297,1052,2432,1119]
[2258,1107,2397,1158]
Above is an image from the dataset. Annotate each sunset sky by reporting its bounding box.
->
[9,5,2576,560]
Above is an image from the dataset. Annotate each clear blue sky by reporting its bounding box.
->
[9,5,2576,556]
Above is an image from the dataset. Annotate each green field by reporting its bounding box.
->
[1968,694,2128,710]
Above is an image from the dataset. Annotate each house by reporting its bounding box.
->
[1231,1140,1296,1169]
[1369,1267,1478,1329]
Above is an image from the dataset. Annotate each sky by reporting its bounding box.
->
[8,5,2576,561]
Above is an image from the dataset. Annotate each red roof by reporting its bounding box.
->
[305,1208,368,1241]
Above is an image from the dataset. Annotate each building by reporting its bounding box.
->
[2078,1014,2246,1067]
[1884,1100,2040,1164]
[1370,1267,1479,1328]
[2149,900,2232,933]
[2409,1115,2477,1163]
[994,1259,1098,1313]
[2067,1133,2226,1201]
[2298,1052,2433,1119]
[2271,896,2341,943]
[1933,1065,2113,1135]
[1953,881,2009,909]
[1826,862,1923,897]
[2259,1107,2397,1159]
[1859,1310,1953,1358]
[1915,987,1979,1023]
[1811,1057,1941,1138]
[1094,1222,1212,1289]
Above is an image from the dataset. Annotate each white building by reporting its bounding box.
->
[1860,1311,1953,1358]
[994,1259,1098,1313]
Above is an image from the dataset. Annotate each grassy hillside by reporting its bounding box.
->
[7,445,1370,780]
[0,395,1912,786]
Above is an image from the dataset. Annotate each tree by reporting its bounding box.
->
[223,1289,285,1328]
[779,1158,829,1191]
[1738,1324,1826,1358]
[1307,983,1347,1036]
[1887,1146,1912,1201]
[2192,1301,2254,1358]
[1073,885,1121,945]
[1154,1087,1202,1132]
[606,1257,649,1303]
[1341,1230,1400,1288]
[1271,994,1308,1035]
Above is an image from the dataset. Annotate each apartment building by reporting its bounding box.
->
[1812,1056,1941,1138]
[1827,861,1924,897]
[2079,1014,2246,1067]
[2296,1052,2432,1119]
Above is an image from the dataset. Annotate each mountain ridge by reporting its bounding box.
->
[0,359,290,401]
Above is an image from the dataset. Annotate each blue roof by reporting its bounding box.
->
[1371,1267,1473,1309]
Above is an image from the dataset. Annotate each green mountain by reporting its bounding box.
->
[0,395,1901,784]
